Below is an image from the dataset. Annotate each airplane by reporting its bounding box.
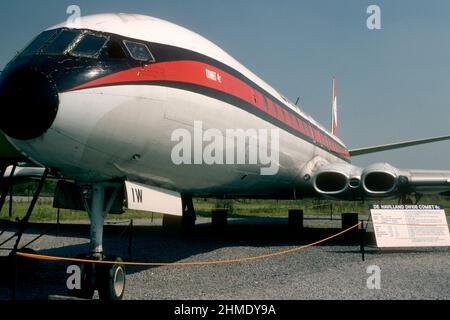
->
[0,13,449,300]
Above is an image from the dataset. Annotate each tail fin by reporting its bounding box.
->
[331,77,338,136]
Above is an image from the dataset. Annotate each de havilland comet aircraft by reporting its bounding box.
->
[1,13,450,300]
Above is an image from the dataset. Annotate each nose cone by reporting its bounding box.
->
[0,67,59,140]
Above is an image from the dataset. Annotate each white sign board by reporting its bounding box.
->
[370,204,450,248]
[125,181,182,216]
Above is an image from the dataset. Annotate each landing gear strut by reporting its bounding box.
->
[68,182,126,300]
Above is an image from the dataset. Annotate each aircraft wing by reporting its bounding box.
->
[349,135,450,156]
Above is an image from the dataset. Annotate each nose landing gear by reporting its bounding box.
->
[68,182,126,300]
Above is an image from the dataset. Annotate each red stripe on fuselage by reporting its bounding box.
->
[69,60,258,104]
[67,60,350,160]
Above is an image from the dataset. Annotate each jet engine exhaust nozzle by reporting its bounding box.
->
[314,171,349,194]
[361,163,400,196]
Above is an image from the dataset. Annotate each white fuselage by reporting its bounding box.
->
[6,13,350,198]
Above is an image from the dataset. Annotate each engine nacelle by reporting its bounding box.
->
[361,163,403,196]
[313,163,362,197]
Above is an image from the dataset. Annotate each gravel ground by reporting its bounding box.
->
[0,217,449,300]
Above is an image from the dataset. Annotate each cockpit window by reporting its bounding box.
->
[20,30,59,56]
[123,40,155,62]
[41,30,80,55]
[18,29,156,64]
[71,33,109,58]
[107,39,127,60]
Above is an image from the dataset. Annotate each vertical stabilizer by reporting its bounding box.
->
[331,77,338,136]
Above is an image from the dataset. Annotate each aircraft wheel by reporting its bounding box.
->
[98,256,126,301]
[67,254,95,299]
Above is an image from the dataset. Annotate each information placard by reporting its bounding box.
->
[370,204,450,248]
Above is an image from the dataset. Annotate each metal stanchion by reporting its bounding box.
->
[128,219,134,257]
[360,220,365,262]
[56,208,60,237]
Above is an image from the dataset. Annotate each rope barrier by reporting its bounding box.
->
[13,219,450,267]
[16,222,362,267]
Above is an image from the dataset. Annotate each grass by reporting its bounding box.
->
[1,196,449,223]
[196,197,450,217]
[0,201,164,222]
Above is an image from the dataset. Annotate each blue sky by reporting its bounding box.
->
[1,0,449,169]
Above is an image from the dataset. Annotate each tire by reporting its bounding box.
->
[67,254,95,300]
[98,256,126,301]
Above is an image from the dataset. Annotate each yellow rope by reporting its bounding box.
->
[15,219,450,267]
[16,222,362,267]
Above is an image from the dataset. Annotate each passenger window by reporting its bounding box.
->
[42,30,80,55]
[20,30,59,56]
[123,40,155,62]
[276,105,285,121]
[262,96,269,111]
[71,34,109,58]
